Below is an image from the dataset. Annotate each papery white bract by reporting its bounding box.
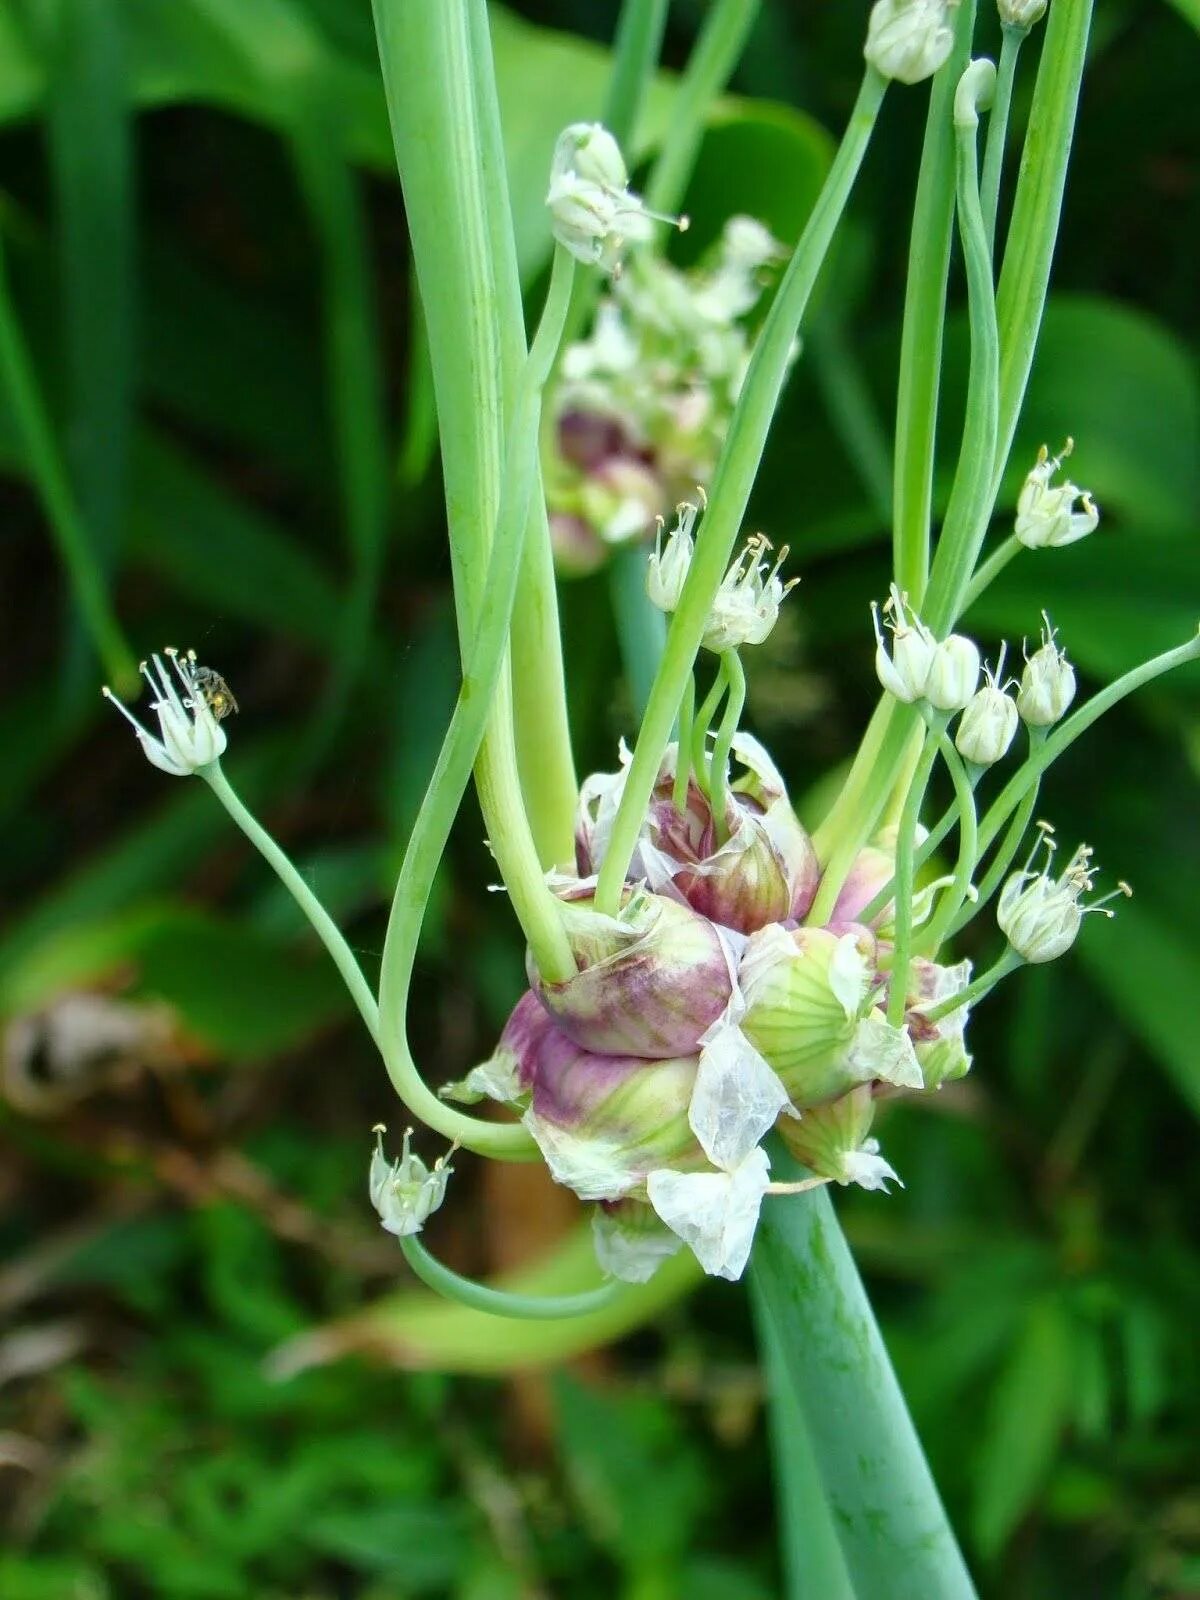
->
[689,1017,792,1172]
[592,1200,683,1283]
[369,1126,453,1238]
[647,1145,771,1281]
[103,649,227,776]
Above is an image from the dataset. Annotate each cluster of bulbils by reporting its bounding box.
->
[863,0,1046,89]
[542,124,786,574]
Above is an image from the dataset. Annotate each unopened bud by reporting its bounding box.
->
[776,1085,902,1191]
[998,824,1131,963]
[1017,617,1076,726]
[1015,440,1099,549]
[998,0,1047,28]
[925,632,981,712]
[955,650,1018,765]
[865,0,958,86]
[531,890,733,1059]
[547,123,683,273]
[873,584,936,703]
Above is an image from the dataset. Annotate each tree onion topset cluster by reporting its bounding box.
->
[105,0,1199,1309]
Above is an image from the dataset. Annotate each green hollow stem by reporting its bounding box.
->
[375,248,579,1158]
[886,713,946,1026]
[399,1232,620,1321]
[673,674,695,812]
[923,76,1001,635]
[644,0,761,217]
[923,946,1022,1024]
[709,650,746,845]
[916,734,978,955]
[595,68,888,916]
[749,1270,856,1600]
[961,531,1020,613]
[0,236,136,695]
[692,659,730,796]
[891,0,978,606]
[946,766,1040,939]
[202,762,381,1046]
[979,24,1025,254]
[751,1165,977,1599]
[973,632,1200,860]
[992,0,1095,494]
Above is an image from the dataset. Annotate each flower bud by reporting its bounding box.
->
[998,824,1131,964]
[864,0,958,86]
[547,123,682,274]
[872,584,936,703]
[576,736,820,934]
[998,0,1047,29]
[1015,440,1099,549]
[776,1085,902,1191]
[955,651,1018,765]
[1017,619,1076,727]
[901,958,974,1088]
[924,632,982,712]
[646,500,698,613]
[740,926,922,1106]
[531,890,733,1059]
[702,533,796,653]
[369,1126,452,1237]
[592,1198,682,1282]
[104,649,229,776]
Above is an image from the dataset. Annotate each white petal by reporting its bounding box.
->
[591,1209,682,1283]
[138,731,189,776]
[524,1115,639,1202]
[689,1022,790,1170]
[847,1012,925,1089]
[647,1146,770,1281]
[829,934,871,1019]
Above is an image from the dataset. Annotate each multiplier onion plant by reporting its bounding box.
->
[101,0,1200,1593]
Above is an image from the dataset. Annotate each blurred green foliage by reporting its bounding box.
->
[1,1,1198,1596]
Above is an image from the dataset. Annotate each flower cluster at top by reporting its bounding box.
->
[543,215,786,575]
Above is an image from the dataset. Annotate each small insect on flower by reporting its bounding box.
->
[997,822,1132,963]
[103,648,229,776]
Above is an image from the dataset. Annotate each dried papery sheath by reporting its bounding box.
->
[646,1145,772,1281]
[956,651,1018,766]
[1017,618,1076,727]
[576,736,820,934]
[864,0,958,86]
[1015,440,1100,549]
[369,1126,452,1238]
[103,649,228,776]
[592,1198,683,1283]
[873,584,937,703]
[530,890,734,1059]
[998,825,1131,963]
[702,533,797,653]
[901,958,974,1088]
[777,1085,902,1192]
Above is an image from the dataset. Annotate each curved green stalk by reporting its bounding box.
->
[202,762,381,1046]
[644,0,762,217]
[979,24,1025,253]
[891,0,979,605]
[595,68,888,916]
[961,530,1020,613]
[709,650,746,844]
[0,236,136,695]
[923,946,1022,1025]
[886,713,946,1026]
[916,734,978,954]
[923,68,1001,634]
[992,0,1095,492]
[673,674,696,812]
[946,763,1040,939]
[856,762,984,931]
[399,1232,621,1320]
[752,1166,977,1599]
[692,659,730,795]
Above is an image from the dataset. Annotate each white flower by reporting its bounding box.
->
[998,824,1131,964]
[998,0,1047,28]
[956,648,1018,765]
[646,499,699,613]
[690,216,784,321]
[1017,617,1077,727]
[103,649,228,776]
[865,0,958,86]
[924,632,982,712]
[369,1126,453,1238]
[1015,440,1099,550]
[702,533,796,653]
[546,122,682,273]
[872,584,937,703]
[688,1018,792,1172]
[647,1146,771,1281]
